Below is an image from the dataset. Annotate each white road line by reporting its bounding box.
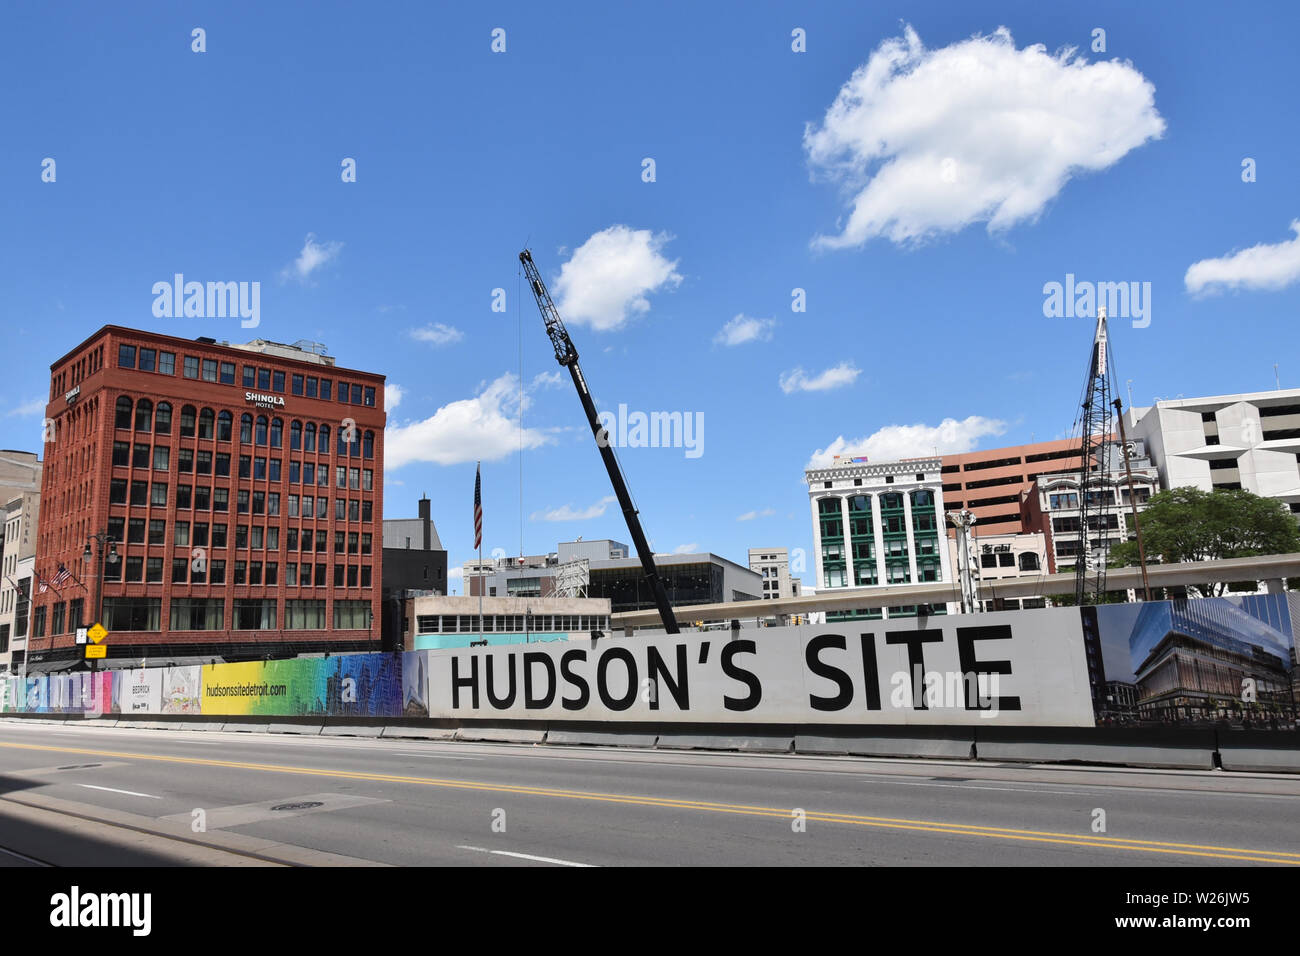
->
[456,844,595,867]
[882,780,1093,796]
[76,784,160,799]
[385,752,480,760]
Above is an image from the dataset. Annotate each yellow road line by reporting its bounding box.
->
[2,740,1296,864]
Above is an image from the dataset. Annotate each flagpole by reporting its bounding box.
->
[477,461,483,644]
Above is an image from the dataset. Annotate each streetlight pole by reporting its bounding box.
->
[82,532,118,674]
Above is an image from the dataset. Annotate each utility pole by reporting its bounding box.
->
[1111,399,1152,601]
[947,508,979,614]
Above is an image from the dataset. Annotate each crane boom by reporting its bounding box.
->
[519,249,680,635]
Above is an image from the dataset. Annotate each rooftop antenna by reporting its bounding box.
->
[1276,363,1281,390]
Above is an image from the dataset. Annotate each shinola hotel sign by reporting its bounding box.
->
[244,391,286,410]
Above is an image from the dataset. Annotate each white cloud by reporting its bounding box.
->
[385,372,550,469]
[1185,220,1300,296]
[552,225,682,331]
[530,495,617,522]
[410,323,464,346]
[804,25,1164,247]
[672,543,698,554]
[448,567,464,580]
[6,397,44,418]
[807,416,1008,468]
[737,508,776,521]
[384,384,404,411]
[281,233,343,282]
[779,362,861,394]
[714,314,775,346]
[530,370,564,390]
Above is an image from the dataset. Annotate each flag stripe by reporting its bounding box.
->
[473,465,483,550]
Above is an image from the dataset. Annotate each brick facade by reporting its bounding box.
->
[30,326,384,666]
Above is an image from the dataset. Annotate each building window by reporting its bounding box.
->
[201,359,218,383]
[158,351,175,375]
[285,599,326,629]
[134,443,151,469]
[257,368,270,391]
[118,344,136,368]
[180,405,196,438]
[102,598,161,631]
[115,396,133,429]
[194,485,208,509]
[183,356,200,379]
[170,599,224,631]
[199,408,215,439]
[292,374,304,396]
[240,413,253,443]
[305,377,318,398]
[220,361,236,385]
[155,402,172,435]
[334,600,370,630]
[233,599,276,630]
[243,365,255,388]
[320,379,332,400]
[1019,553,1040,572]
[135,398,153,432]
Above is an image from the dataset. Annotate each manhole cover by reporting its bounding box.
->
[271,801,324,812]
[56,764,102,770]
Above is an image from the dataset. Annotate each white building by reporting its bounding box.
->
[0,479,41,676]
[947,530,1049,612]
[747,548,802,602]
[1125,389,1300,514]
[805,456,952,620]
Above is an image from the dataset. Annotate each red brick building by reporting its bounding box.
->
[939,438,1084,536]
[29,326,385,669]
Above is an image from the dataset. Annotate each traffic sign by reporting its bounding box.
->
[87,622,107,644]
[85,644,107,660]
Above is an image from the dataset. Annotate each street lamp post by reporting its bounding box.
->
[82,532,118,673]
[525,604,532,644]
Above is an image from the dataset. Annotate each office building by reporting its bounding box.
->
[940,438,1085,535]
[806,455,952,620]
[1124,389,1300,513]
[29,326,385,670]
[381,495,448,650]
[0,486,41,675]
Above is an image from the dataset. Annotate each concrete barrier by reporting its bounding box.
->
[656,733,794,753]
[795,729,975,760]
[454,725,547,744]
[1216,732,1300,773]
[975,726,1217,770]
[546,729,659,748]
[380,725,457,740]
[268,722,324,735]
[320,724,384,738]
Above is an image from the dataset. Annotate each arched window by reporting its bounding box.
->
[240,413,253,443]
[217,410,232,441]
[255,415,268,445]
[304,422,316,452]
[290,420,302,451]
[882,493,902,510]
[336,427,348,456]
[198,408,215,440]
[155,402,172,435]
[1019,552,1040,572]
[363,430,374,459]
[913,490,933,507]
[134,398,153,432]
[350,427,361,457]
[318,425,330,452]
[180,405,196,438]
[115,396,133,429]
[270,417,283,448]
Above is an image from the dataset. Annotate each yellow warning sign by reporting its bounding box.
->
[85,644,107,659]
[88,623,107,644]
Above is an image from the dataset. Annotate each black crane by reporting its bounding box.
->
[519,249,680,634]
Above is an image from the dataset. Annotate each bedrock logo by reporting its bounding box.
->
[596,404,704,459]
[151,274,260,328]
[50,886,151,936]
[1042,274,1151,329]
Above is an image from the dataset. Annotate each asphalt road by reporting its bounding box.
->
[0,719,1298,867]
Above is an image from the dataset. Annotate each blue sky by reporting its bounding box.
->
[3,0,1299,591]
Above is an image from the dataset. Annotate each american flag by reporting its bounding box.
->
[52,564,71,588]
[473,463,483,551]
[35,570,50,593]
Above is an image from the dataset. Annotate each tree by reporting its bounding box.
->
[1109,487,1300,597]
